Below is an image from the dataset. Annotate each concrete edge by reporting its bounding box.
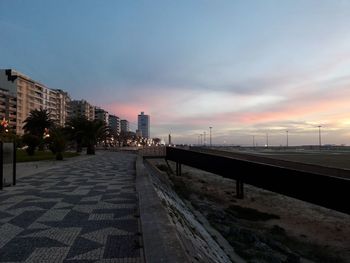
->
[136,156,190,263]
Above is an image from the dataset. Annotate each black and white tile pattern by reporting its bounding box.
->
[0,152,143,263]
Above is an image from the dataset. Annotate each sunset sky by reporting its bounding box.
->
[1,0,350,145]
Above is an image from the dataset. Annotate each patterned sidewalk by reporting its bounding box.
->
[0,152,144,263]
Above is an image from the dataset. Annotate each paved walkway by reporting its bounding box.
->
[0,152,144,263]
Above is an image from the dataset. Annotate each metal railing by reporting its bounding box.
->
[165,147,350,215]
[139,146,166,158]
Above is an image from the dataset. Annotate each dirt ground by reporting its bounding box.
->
[150,158,350,263]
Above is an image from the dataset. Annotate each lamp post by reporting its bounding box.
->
[209,126,212,147]
[318,125,322,150]
[266,132,269,148]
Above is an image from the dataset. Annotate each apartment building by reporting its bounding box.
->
[54,89,71,127]
[108,115,120,135]
[0,88,17,133]
[95,107,109,124]
[0,69,61,135]
[138,111,150,138]
[0,69,74,135]
[70,100,95,121]
[120,119,129,133]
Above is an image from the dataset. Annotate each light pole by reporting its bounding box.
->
[204,131,206,146]
[209,126,212,147]
[318,125,322,149]
[266,132,269,148]
[286,130,289,147]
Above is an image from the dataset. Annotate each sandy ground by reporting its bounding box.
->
[150,159,350,263]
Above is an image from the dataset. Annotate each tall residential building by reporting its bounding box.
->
[54,89,71,127]
[0,88,17,133]
[70,100,95,121]
[108,115,120,134]
[95,107,109,124]
[120,120,129,133]
[138,111,150,138]
[0,69,71,135]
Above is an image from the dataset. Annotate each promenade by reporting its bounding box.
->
[0,152,144,262]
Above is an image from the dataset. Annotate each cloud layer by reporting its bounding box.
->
[1,1,350,145]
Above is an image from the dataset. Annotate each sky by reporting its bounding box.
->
[1,0,350,145]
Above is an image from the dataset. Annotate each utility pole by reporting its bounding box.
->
[209,127,212,147]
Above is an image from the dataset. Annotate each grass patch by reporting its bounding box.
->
[16,149,80,162]
[225,205,280,221]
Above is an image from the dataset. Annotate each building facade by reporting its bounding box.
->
[108,115,120,135]
[0,88,17,133]
[54,89,71,127]
[70,100,95,121]
[95,107,109,124]
[0,69,71,135]
[120,119,129,133]
[138,111,150,138]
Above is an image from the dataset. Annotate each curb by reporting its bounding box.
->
[135,156,190,263]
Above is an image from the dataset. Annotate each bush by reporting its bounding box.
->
[22,134,41,156]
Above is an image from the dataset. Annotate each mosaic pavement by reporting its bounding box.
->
[0,152,144,263]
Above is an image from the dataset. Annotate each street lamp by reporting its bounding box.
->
[209,127,212,147]
[266,132,269,148]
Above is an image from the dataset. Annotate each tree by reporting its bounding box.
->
[65,116,87,153]
[23,109,54,137]
[22,134,41,155]
[84,119,106,154]
[48,128,66,160]
[65,117,107,155]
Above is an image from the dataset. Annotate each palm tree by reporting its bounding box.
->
[84,119,106,154]
[65,117,107,155]
[22,109,55,154]
[23,109,54,137]
[48,127,66,160]
[65,116,87,153]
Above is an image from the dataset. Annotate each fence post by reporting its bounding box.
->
[176,162,182,176]
[236,180,244,199]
